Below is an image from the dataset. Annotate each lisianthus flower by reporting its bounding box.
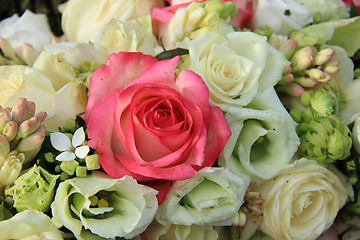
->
[251,0,313,35]
[145,219,219,240]
[5,165,59,212]
[85,52,230,181]
[156,167,250,226]
[0,209,64,240]
[51,171,158,240]
[50,127,90,161]
[219,88,299,181]
[249,158,350,240]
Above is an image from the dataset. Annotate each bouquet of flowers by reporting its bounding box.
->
[1,0,360,239]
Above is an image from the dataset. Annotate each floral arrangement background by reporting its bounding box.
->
[1,0,360,239]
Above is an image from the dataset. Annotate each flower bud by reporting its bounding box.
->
[310,89,335,116]
[0,151,24,187]
[313,48,336,66]
[0,135,10,158]
[0,38,22,65]
[16,125,45,153]
[3,121,18,142]
[294,76,318,88]
[290,46,314,72]
[10,98,27,124]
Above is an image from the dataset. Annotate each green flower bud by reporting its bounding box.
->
[5,165,59,212]
[300,91,312,107]
[85,154,100,170]
[297,115,352,163]
[310,89,335,116]
[60,160,79,176]
[0,150,25,188]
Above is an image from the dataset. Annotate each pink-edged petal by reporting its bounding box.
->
[115,152,197,180]
[129,56,180,87]
[151,3,190,23]
[75,145,90,159]
[50,132,72,152]
[197,106,231,169]
[56,151,75,161]
[84,52,158,122]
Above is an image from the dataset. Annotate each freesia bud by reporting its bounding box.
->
[323,65,340,75]
[10,98,27,124]
[313,48,336,65]
[25,101,36,119]
[0,135,10,158]
[294,76,318,88]
[3,121,18,142]
[16,125,45,152]
[0,38,21,65]
[291,46,314,72]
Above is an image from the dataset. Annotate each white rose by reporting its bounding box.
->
[0,210,63,240]
[94,15,156,61]
[0,10,53,52]
[219,88,299,181]
[60,0,163,43]
[251,158,350,240]
[251,0,313,35]
[187,31,289,109]
[0,65,86,132]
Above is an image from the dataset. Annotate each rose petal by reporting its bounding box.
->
[85,52,158,122]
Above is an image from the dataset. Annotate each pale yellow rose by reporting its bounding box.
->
[0,209,64,240]
[250,158,350,240]
[94,15,156,61]
[0,65,86,132]
[60,0,163,43]
[186,31,289,109]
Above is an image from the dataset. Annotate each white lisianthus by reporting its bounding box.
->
[250,158,350,240]
[145,219,219,240]
[0,10,53,53]
[219,88,300,181]
[0,209,64,240]
[0,65,86,132]
[60,0,163,43]
[94,15,156,61]
[187,31,289,109]
[295,0,349,22]
[157,167,250,226]
[51,172,158,240]
[251,0,313,35]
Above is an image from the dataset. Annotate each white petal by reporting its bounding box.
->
[75,146,90,159]
[72,127,85,148]
[50,132,72,151]
[55,151,75,161]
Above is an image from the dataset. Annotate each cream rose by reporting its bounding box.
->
[186,31,289,109]
[251,158,350,240]
[60,0,163,43]
[0,65,86,131]
[0,10,53,53]
[93,15,156,61]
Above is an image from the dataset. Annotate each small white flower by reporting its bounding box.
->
[50,127,90,161]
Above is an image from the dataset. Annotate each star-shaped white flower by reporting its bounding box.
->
[50,127,90,161]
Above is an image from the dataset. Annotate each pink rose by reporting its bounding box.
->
[85,52,230,181]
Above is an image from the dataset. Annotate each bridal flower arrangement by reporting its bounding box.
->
[1,0,360,239]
